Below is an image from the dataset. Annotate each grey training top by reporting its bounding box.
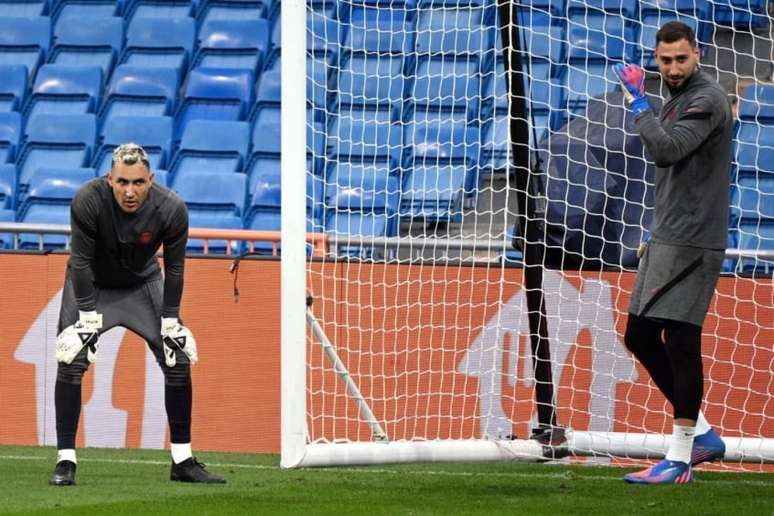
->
[68,177,188,318]
[634,70,732,250]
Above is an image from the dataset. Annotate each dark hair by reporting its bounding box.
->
[656,21,697,48]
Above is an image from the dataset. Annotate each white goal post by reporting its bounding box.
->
[281,0,774,469]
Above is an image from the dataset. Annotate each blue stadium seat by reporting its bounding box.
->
[23,64,103,118]
[0,111,21,163]
[335,53,405,121]
[248,68,280,130]
[196,0,269,28]
[567,14,632,62]
[738,83,774,124]
[307,55,330,123]
[119,17,195,72]
[51,0,122,29]
[399,163,466,223]
[168,119,250,180]
[561,62,617,113]
[186,210,243,254]
[342,4,414,56]
[174,67,254,139]
[711,0,769,30]
[0,207,13,248]
[567,0,638,18]
[416,7,494,58]
[0,16,51,79]
[93,115,173,175]
[16,166,94,219]
[480,115,511,171]
[192,18,270,73]
[327,107,403,171]
[99,65,181,123]
[0,163,14,208]
[0,64,28,111]
[412,55,482,120]
[173,170,248,217]
[735,123,774,178]
[48,16,123,77]
[0,0,48,16]
[266,11,280,68]
[17,203,71,249]
[521,22,565,64]
[123,0,195,29]
[307,9,341,64]
[732,172,774,223]
[326,162,399,228]
[16,113,96,188]
[736,220,774,273]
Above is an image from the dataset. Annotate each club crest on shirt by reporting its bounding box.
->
[139,231,153,244]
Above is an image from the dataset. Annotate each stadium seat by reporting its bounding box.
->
[416,7,495,57]
[186,209,243,254]
[0,0,48,16]
[327,107,403,172]
[0,64,28,111]
[561,62,617,113]
[326,162,399,226]
[480,114,511,171]
[567,14,631,62]
[736,220,774,273]
[192,19,270,74]
[265,11,280,69]
[0,111,21,163]
[172,170,248,216]
[732,173,774,223]
[335,53,405,121]
[119,17,195,72]
[23,64,103,118]
[307,55,330,123]
[248,68,280,131]
[174,67,255,139]
[99,65,181,123]
[17,203,71,249]
[412,55,482,121]
[307,9,341,64]
[735,123,774,178]
[711,0,769,30]
[16,113,96,188]
[0,163,14,209]
[196,0,269,28]
[0,207,13,248]
[51,0,122,30]
[0,16,51,80]
[566,0,638,18]
[48,16,123,77]
[168,119,250,181]
[123,0,195,29]
[399,163,467,223]
[738,83,774,124]
[342,4,414,56]
[153,168,167,186]
[93,115,173,175]
[16,166,95,220]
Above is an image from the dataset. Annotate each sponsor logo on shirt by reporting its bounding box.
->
[139,231,153,245]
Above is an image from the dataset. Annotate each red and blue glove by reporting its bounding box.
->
[613,63,650,116]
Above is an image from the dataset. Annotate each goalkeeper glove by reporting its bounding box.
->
[613,63,650,116]
[56,311,103,364]
[161,317,198,367]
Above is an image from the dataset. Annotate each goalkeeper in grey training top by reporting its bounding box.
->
[49,143,225,486]
[613,21,732,484]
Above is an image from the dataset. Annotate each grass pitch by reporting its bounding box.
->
[0,445,772,515]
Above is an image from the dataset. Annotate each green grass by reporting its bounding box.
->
[0,446,772,515]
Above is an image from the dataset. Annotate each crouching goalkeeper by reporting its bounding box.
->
[50,143,225,486]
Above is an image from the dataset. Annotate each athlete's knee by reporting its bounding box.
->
[161,363,191,387]
[56,360,88,384]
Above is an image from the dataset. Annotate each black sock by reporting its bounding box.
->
[664,320,704,420]
[165,381,192,444]
[55,380,82,450]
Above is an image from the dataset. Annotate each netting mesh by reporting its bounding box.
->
[301,0,773,470]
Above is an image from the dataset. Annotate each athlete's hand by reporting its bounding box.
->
[56,311,103,364]
[161,317,198,367]
[613,63,650,116]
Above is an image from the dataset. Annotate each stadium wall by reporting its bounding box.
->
[0,254,770,453]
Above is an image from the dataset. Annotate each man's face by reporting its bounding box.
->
[108,161,154,213]
[655,38,700,90]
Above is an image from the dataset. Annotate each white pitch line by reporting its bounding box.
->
[1,455,771,487]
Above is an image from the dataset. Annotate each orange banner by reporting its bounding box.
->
[1,254,771,454]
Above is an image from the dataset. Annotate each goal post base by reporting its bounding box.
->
[283,432,774,468]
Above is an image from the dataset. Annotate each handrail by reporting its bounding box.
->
[0,223,329,257]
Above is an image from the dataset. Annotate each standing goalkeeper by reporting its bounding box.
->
[613,21,732,484]
[50,143,225,486]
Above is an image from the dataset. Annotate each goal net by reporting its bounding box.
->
[281,0,774,470]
